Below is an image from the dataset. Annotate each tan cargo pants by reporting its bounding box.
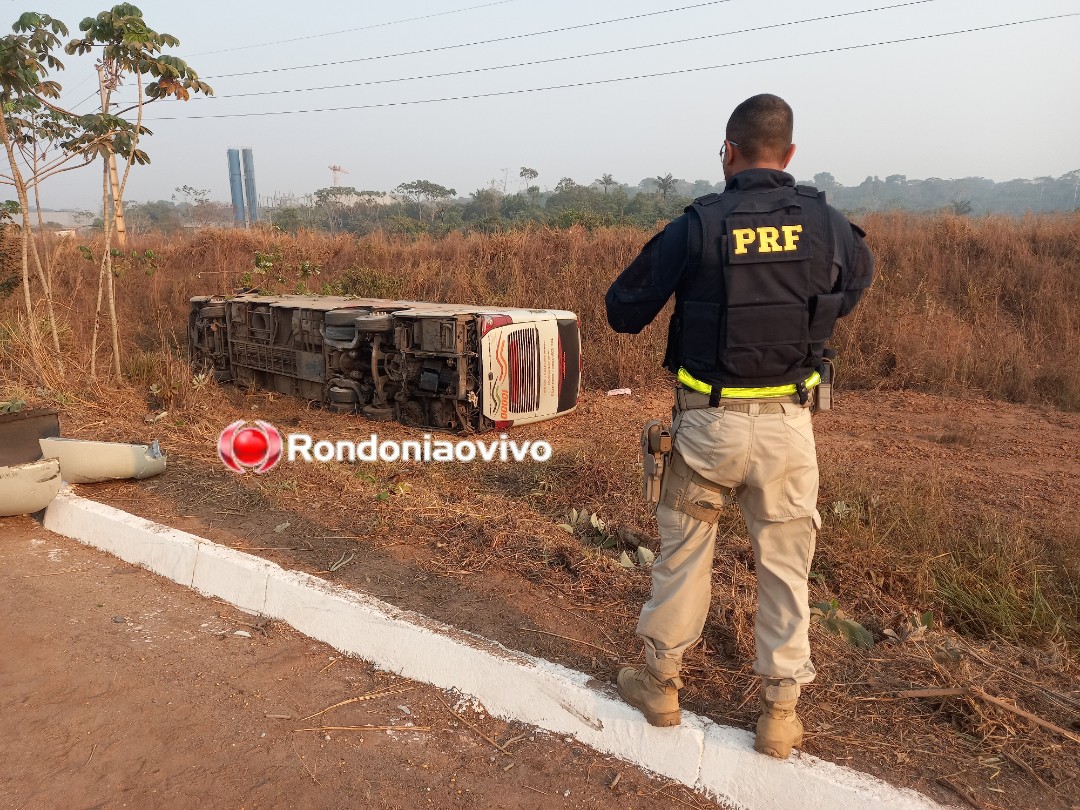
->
[637,396,821,685]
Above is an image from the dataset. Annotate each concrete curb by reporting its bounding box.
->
[43,489,943,810]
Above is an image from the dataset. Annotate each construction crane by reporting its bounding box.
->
[329,164,349,187]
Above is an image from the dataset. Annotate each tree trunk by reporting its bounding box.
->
[30,178,63,367]
[90,162,113,379]
[106,248,121,379]
[0,114,35,324]
[98,65,127,249]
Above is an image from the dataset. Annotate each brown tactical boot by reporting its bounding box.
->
[616,666,683,727]
[754,678,803,759]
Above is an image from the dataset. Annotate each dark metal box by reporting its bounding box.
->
[0,408,60,466]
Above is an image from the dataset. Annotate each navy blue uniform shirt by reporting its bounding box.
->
[605,170,874,351]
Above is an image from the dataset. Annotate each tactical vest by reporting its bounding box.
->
[667,183,843,388]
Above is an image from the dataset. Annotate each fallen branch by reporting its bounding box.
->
[935,777,984,809]
[297,685,413,723]
[1000,748,1055,792]
[517,626,616,657]
[898,687,1080,744]
[897,688,967,699]
[974,689,1080,745]
[293,725,430,732]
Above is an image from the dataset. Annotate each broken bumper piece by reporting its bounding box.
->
[0,458,62,516]
[39,438,167,484]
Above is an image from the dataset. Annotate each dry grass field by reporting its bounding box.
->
[2,213,1079,808]
[8,210,1079,404]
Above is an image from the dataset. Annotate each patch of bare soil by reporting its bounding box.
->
[0,517,720,810]
[54,386,1080,810]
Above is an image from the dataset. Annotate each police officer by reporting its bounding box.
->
[606,94,873,759]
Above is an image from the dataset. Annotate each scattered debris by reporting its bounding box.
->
[606,388,632,396]
[233,630,252,638]
[438,696,514,757]
[882,611,934,644]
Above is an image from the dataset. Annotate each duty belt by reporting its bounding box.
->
[677,367,820,408]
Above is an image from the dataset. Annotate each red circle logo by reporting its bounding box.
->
[218,420,282,474]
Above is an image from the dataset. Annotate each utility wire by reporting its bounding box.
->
[190,0,528,57]
[208,0,739,79]
[147,14,1080,121]
[69,88,101,113]
[194,1,939,102]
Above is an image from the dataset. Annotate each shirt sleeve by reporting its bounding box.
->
[828,208,875,317]
[605,213,691,334]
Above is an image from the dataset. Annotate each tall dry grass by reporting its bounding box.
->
[840,212,1080,408]
[2,211,1079,407]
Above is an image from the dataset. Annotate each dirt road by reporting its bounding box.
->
[0,516,718,810]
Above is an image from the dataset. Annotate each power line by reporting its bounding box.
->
[70,88,101,113]
[208,0,739,79]
[190,0,528,57]
[146,14,1080,122]
[57,74,97,111]
[196,1,939,102]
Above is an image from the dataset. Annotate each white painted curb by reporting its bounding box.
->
[43,489,943,810]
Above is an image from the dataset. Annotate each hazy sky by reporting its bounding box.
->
[19,0,1080,209]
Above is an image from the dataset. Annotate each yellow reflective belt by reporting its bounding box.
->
[677,367,821,399]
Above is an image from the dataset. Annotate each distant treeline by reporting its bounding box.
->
[806,170,1080,216]
[114,170,1080,236]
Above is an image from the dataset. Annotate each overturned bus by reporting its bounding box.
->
[189,294,581,432]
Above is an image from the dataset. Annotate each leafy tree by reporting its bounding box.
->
[690,178,715,197]
[637,177,659,194]
[313,185,357,233]
[595,173,616,194]
[0,12,70,364]
[173,184,208,206]
[949,198,973,216]
[813,172,838,190]
[63,3,212,377]
[314,185,358,207]
[463,187,503,229]
[126,198,183,233]
[655,173,676,199]
[394,179,456,223]
[519,166,538,191]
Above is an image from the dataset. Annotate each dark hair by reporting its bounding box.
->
[726,94,793,163]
